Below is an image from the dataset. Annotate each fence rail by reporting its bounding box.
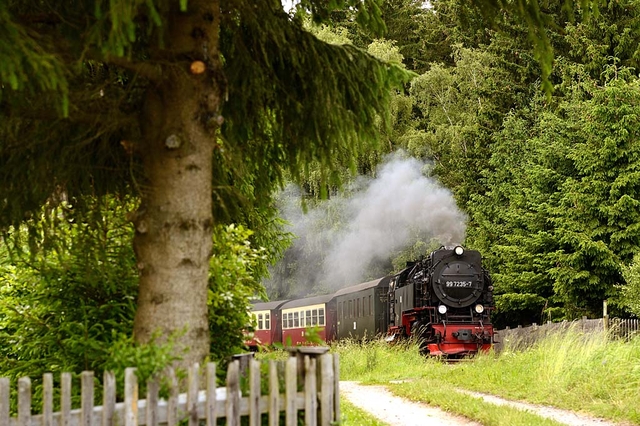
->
[0,350,340,426]
[494,317,639,352]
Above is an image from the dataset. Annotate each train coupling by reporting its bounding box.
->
[451,329,473,340]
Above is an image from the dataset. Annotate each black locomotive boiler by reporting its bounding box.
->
[387,245,494,356]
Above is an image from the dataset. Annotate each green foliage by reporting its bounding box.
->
[220,2,413,201]
[0,197,138,410]
[405,45,518,210]
[103,331,182,398]
[297,0,388,36]
[207,224,270,360]
[366,39,405,65]
[0,5,68,113]
[305,20,353,45]
[620,254,640,316]
[494,293,547,325]
[1,0,413,233]
[0,200,282,385]
[0,198,138,376]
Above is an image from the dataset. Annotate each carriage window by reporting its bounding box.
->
[294,311,299,328]
[306,310,311,327]
[287,313,292,329]
[357,299,360,317]
[369,295,372,316]
[319,308,325,325]
[311,309,318,325]
[349,300,352,318]
[258,314,263,330]
[265,313,270,330]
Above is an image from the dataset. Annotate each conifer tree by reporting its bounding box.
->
[0,0,410,366]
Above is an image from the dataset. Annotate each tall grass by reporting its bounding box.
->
[333,327,640,424]
[334,337,426,382]
[453,326,640,423]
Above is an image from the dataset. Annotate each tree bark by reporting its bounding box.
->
[132,0,222,368]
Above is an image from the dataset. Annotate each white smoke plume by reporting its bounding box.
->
[266,152,467,296]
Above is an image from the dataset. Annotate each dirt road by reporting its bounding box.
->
[340,381,482,426]
[340,381,624,426]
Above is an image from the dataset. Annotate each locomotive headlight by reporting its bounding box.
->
[474,304,485,314]
[454,246,464,256]
[438,305,447,314]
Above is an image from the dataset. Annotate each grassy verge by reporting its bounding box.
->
[333,330,640,425]
[339,397,391,426]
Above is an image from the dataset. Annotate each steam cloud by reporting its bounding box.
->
[267,152,467,296]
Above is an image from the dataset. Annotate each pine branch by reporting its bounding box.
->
[98,54,164,83]
[0,100,138,125]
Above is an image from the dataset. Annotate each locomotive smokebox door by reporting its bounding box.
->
[432,249,484,308]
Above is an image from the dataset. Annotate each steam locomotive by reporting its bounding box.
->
[247,246,494,357]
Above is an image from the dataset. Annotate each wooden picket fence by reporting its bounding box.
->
[0,349,340,426]
[494,317,640,352]
[607,317,640,340]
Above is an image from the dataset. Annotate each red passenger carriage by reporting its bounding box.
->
[245,300,288,348]
[280,295,337,346]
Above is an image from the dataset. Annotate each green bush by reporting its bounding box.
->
[0,198,284,411]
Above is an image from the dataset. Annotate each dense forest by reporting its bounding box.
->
[268,0,640,328]
[1,0,640,400]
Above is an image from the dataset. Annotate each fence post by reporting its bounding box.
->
[146,375,159,426]
[18,377,31,426]
[0,377,9,426]
[206,363,218,426]
[285,356,297,426]
[304,356,317,426]
[333,354,340,424]
[269,360,279,426]
[319,353,334,426]
[231,353,255,380]
[166,367,178,426]
[124,368,138,426]
[226,361,241,426]
[103,371,116,426]
[187,363,200,426]
[249,359,261,426]
[61,372,72,426]
[81,371,95,426]
[43,373,53,426]
[603,300,609,333]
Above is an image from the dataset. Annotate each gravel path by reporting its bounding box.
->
[459,390,622,426]
[340,381,482,426]
[340,381,625,426]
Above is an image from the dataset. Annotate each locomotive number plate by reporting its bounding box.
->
[445,281,473,287]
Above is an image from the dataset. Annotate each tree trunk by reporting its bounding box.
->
[132,0,222,368]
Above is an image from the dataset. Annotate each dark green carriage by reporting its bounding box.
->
[334,277,392,340]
